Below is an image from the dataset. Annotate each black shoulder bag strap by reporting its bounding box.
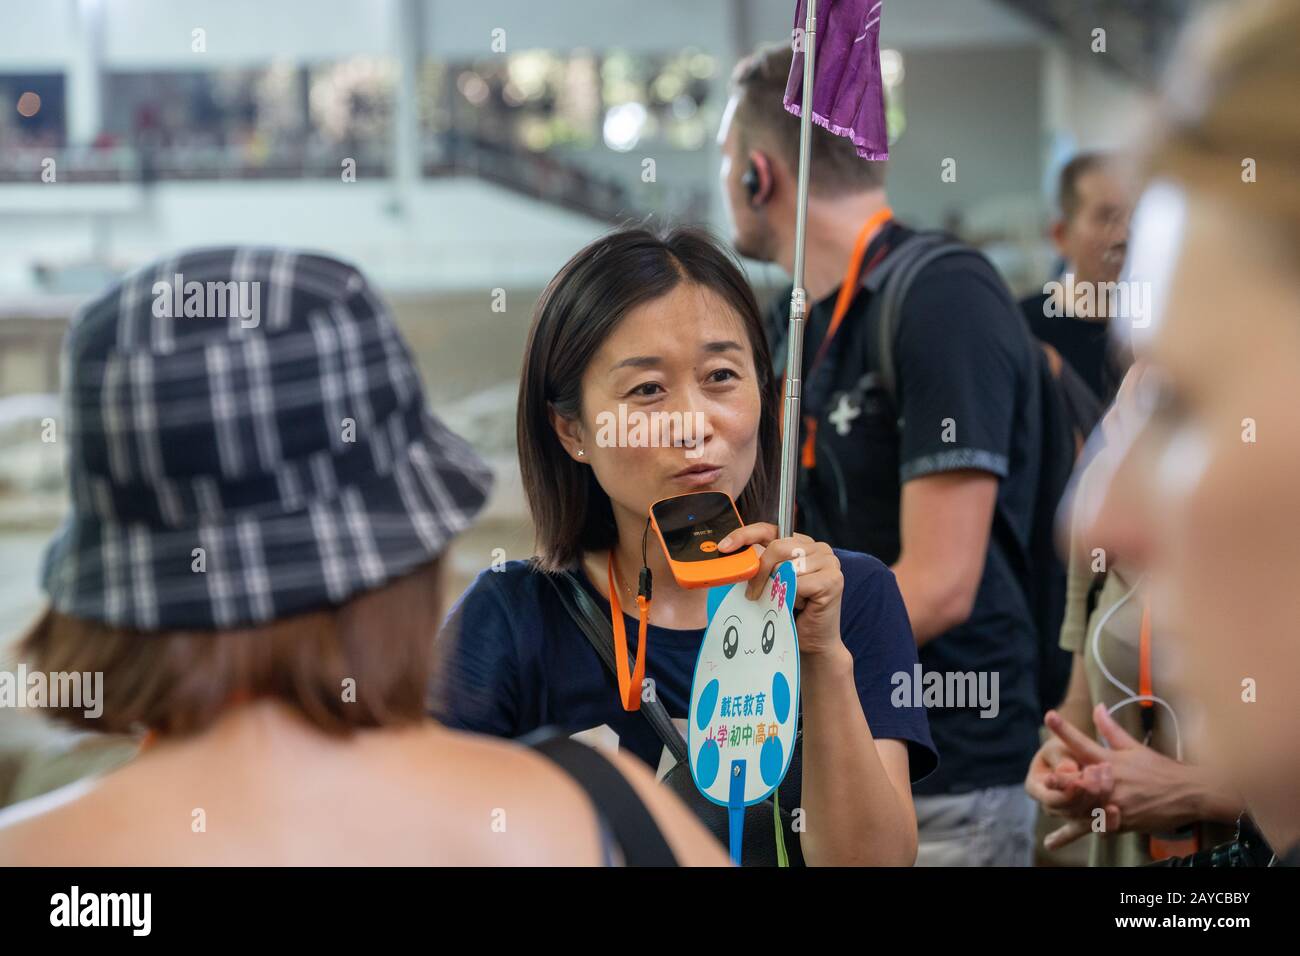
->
[527,732,680,866]
[543,570,689,766]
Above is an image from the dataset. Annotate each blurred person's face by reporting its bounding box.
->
[718,96,780,264]
[551,281,763,532]
[1087,188,1300,835]
[1053,165,1132,286]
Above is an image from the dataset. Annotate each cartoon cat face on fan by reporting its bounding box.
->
[688,560,800,806]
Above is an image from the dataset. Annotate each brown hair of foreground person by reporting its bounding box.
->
[18,557,443,737]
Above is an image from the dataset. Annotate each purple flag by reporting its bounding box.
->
[784,0,888,161]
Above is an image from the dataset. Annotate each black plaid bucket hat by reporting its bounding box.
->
[41,247,493,631]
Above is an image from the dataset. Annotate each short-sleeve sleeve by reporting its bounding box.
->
[835,550,939,782]
[894,261,1023,484]
[430,570,523,738]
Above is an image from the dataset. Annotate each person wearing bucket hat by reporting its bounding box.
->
[40,246,492,633]
[0,247,727,866]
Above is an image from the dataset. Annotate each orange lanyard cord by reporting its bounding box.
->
[1138,598,1156,739]
[783,207,894,469]
[1139,600,1153,706]
[812,205,895,374]
[607,553,650,711]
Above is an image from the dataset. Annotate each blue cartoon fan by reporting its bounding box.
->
[687,560,800,864]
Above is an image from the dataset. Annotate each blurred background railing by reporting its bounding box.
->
[0,134,706,224]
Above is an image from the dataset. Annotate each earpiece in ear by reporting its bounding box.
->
[742,162,761,205]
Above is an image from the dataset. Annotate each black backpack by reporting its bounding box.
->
[858,232,1094,715]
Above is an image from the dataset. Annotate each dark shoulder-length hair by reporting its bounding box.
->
[518,225,779,572]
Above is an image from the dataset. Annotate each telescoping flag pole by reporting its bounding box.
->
[777,0,818,539]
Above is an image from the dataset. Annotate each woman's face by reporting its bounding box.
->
[1088,189,1300,807]
[553,280,763,530]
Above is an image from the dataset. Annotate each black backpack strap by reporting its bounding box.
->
[543,569,689,766]
[1047,345,1105,448]
[864,232,981,401]
[525,731,680,867]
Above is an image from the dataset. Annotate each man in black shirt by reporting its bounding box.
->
[720,44,1042,864]
[1020,153,1133,406]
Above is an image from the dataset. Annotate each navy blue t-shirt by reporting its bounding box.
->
[432,549,937,786]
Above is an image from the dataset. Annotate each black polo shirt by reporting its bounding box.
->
[765,222,1042,796]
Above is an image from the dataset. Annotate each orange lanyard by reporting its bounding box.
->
[1139,600,1153,711]
[782,208,894,469]
[607,553,651,711]
[813,206,895,375]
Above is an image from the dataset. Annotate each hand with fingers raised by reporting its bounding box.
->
[717,524,843,657]
[1028,708,1121,850]
[1035,702,1229,850]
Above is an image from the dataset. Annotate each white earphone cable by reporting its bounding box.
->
[1088,573,1184,763]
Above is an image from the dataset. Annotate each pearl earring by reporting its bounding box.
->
[577,449,585,457]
